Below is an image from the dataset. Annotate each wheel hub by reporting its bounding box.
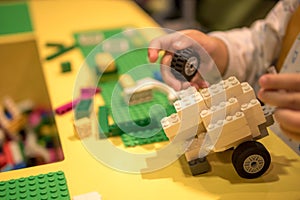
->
[184,56,198,76]
[243,154,265,174]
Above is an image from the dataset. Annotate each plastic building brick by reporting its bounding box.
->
[0,97,26,133]
[80,87,101,99]
[55,99,80,115]
[98,106,110,138]
[95,52,116,73]
[74,117,92,139]
[78,32,104,46]
[74,99,93,120]
[188,157,211,176]
[73,191,102,200]
[0,171,70,199]
[121,129,169,147]
[120,74,153,105]
[170,48,200,81]
[45,42,77,60]
[161,75,275,179]
[61,61,72,73]
[55,87,100,115]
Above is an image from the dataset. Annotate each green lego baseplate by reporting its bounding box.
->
[74,27,172,147]
[0,171,70,200]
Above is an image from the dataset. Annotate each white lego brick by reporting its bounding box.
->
[248,125,261,138]
[161,114,181,139]
[184,133,206,161]
[161,112,204,141]
[238,82,257,105]
[73,191,102,200]
[241,99,266,125]
[74,117,92,138]
[223,76,243,99]
[213,123,252,152]
[174,87,207,119]
[177,86,198,99]
[205,111,251,151]
[199,84,227,108]
[200,98,240,128]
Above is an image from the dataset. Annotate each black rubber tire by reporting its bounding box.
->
[232,141,271,179]
[170,48,200,81]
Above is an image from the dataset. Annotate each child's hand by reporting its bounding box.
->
[258,73,300,141]
[148,29,228,90]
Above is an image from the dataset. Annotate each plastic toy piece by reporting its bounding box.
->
[61,61,72,73]
[55,87,100,115]
[170,48,200,81]
[78,32,104,46]
[0,170,70,199]
[95,52,116,73]
[75,99,93,120]
[0,97,26,133]
[74,117,92,139]
[121,129,169,147]
[55,99,80,115]
[81,87,101,99]
[232,141,271,179]
[46,43,77,60]
[188,157,211,176]
[98,106,110,138]
[119,74,153,105]
[73,191,102,200]
[120,75,177,106]
[161,76,275,179]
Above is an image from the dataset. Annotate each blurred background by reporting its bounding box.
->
[134,0,278,32]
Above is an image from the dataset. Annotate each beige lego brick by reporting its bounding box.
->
[238,82,257,105]
[74,117,92,139]
[205,111,251,150]
[241,99,266,125]
[184,133,206,161]
[161,112,204,141]
[119,74,136,89]
[200,98,240,128]
[177,86,198,99]
[218,134,253,152]
[199,76,243,108]
[174,87,207,119]
[161,113,180,139]
[199,84,227,108]
[248,125,261,138]
[95,52,116,73]
[214,123,252,152]
[223,76,243,99]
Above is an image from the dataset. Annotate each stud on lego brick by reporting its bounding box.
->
[200,98,240,128]
[174,87,207,119]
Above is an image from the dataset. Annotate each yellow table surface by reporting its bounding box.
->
[0,1,299,199]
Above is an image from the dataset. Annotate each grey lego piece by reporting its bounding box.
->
[188,157,211,175]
